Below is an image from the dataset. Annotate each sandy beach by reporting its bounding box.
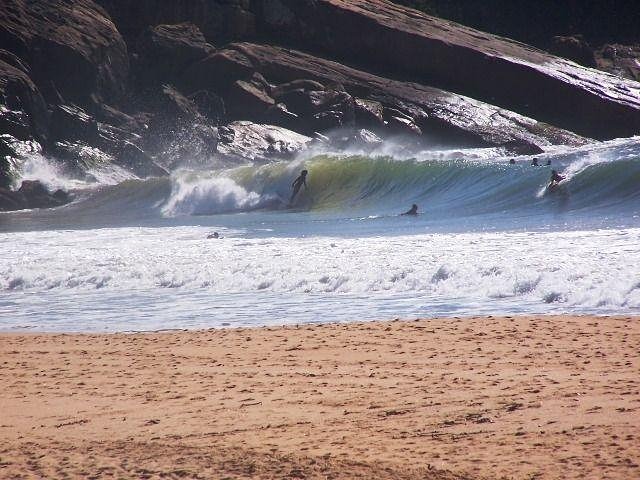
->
[1,315,638,479]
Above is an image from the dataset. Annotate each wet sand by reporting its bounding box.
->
[1,315,638,479]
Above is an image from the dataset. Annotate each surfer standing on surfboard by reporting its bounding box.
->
[549,169,565,187]
[290,169,308,203]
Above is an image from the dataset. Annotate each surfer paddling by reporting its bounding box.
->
[290,169,308,203]
[401,204,418,216]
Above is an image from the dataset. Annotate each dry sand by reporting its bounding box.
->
[1,315,638,479]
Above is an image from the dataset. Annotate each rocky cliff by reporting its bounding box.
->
[2,0,640,211]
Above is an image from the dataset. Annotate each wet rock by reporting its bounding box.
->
[188,90,226,124]
[232,42,588,150]
[255,0,640,140]
[354,98,384,129]
[0,58,49,141]
[225,79,275,121]
[113,141,169,178]
[16,180,70,209]
[1,0,129,107]
[136,84,219,166]
[134,23,214,88]
[263,102,299,131]
[49,104,100,144]
[384,107,422,136]
[328,127,383,150]
[595,44,640,82]
[179,48,255,95]
[49,141,114,181]
[271,79,325,98]
[216,121,312,162]
[0,133,42,189]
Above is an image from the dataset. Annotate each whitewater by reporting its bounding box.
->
[1,137,639,332]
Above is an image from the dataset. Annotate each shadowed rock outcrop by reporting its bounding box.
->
[0,0,129,107]
[254,0,640,140]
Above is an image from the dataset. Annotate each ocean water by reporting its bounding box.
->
[1,138,639,332]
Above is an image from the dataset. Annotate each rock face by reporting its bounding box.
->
[217,121,313,162]
[0,0,129,107]
[254,0,640,140]
[95,0,256,43]
[0,57,48,141]
[134,23,214,88]
[232,42,586,151]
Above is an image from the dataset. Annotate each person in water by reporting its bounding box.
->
[290,169,308,202]
[531,158,540,166]
[401,204,418,216]
[549,169,565,186]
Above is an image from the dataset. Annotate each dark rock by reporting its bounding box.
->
[16,180,70,209]
[0,0,129,107]
[179,48,255,95]
[188,90,226,124]
[0,105,31,140]
[134,23,213,88]
[254,0,640,140]
[271,79,325,98]
[232,42,588,150]
[0,186,26,210]
[96,0,256,43]
[275,89,316,117]
[49,104,100,144]
[354,98,384,129]
[0,49,30,75]
[383,107,422,136]
[263,102,299,131]
[225,79,275,120]
[216,121,312,162]
[595,44,640,82]
[49,141,114,180]
[113,141,169,178]
[0,134,42,189]
[549,35,596,67]
[0,58,49,141]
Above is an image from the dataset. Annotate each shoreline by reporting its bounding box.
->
[1,314,638,479]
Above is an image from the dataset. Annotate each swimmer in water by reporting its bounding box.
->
[401,204,418,216]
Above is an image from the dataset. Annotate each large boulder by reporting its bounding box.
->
[254,0,640,140]
[0,179,70,211]
[231,42,588,151]
[134,23,214,88]
[0,0,129,107]
[217,121,312,162]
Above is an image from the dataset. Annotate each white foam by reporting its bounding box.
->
[1,227,639,328]
[162,173,273,216]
